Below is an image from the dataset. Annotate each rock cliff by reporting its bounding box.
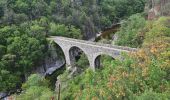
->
[146,0,170,20]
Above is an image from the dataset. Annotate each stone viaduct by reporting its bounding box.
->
[50,36,137,70]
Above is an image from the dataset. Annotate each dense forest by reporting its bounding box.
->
[0,0,170,100]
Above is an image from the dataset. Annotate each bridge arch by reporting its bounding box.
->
[68,46,90,69]
[52,42,66,59]
[51,41,72,67]
[43,42,67,75]
[50,42,67,64]
[93,52,119,69]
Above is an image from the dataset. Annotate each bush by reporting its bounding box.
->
[115,14,146,48]
[136,90,170,100]
[16,74,55,100]
[49,23,82,39]
[75,54,89,70]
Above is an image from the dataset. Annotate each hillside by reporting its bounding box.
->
[0,0,170,100]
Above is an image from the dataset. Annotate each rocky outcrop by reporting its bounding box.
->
[33,43,65,76]
[45,60,65,75]
[148,4,160,20]
[146,0,170,20]
[0,92,7,99]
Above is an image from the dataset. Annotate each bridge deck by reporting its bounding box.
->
[49,36,137,52]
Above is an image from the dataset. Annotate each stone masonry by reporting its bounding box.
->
[50,36,137,70]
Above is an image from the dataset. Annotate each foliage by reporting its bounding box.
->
[136,90,170,100]
[16,74,55,100]
[0,13,81,93]
[7,35,44,72]
[0,0,145,39]
[0,68,20,92]
[0,45,6,59]
[46,66,66,90]
[0,0,169,100]
[59,17,170,100]
[116,14,146,48]
[49,23,82,39]
[75,53,89,71]
[101,0,146,22]
[0,24,47,92]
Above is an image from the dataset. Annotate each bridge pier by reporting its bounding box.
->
[65,50,96,71]
[87,55,96,71]
[55,44,73,68]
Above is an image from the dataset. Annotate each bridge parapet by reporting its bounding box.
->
[50,36,137,52]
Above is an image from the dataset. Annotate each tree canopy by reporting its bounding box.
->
[2,1,169,100]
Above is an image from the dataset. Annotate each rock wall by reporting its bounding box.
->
[33,43,65,76]
[147,0,170,20]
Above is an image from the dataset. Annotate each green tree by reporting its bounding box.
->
[0,25,20,45]
[49,23,82,39]
[7,35,44,73]
[0,45,6,59]
[115,14,146,48]
[101,0,146,22]
[14,0,50,19]
[0,69,20,92]
[16,74,55,100]
[0,54,21,92]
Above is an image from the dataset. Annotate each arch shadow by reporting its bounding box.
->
[45,42,66,75]
[69,46,90,70]
[94,53,115,69]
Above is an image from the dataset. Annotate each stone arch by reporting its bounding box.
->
[50,42,67,65]
[51,36,135,71]
[68,46,90,68]
[52,42,66,58]
[44,41,67,75]
[52,41,71,67]
[93,52,117,69]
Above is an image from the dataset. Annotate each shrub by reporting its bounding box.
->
[116,14,146,48]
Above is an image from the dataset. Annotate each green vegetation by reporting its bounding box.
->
[115,14,146,48]
[59,17,170,99]
[101,0,145,23]
[0,0,145,39]
[1,0,169,100]
[16,74,55,100]
[49,23,82,38]
[0,25,46,92]
[46,66,66,90]
[75,53,89,71]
